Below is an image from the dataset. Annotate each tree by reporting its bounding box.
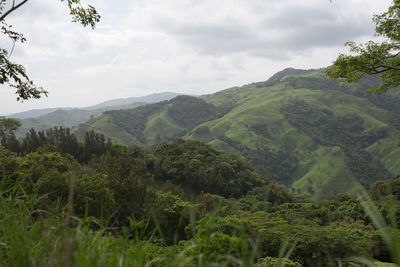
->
[0,117,20,151]
[0,0,100,100]
[326,0,400,94]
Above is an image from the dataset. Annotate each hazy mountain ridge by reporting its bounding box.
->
[13,92,180,137]
[8,107,75,120]
[74,68,400,199]
[83,92,180,110]
[9,92,180,119]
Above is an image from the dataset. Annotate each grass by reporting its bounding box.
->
[1,181,398,267]
[292,146,360,200]
[347,193,400,267]
[375,261,398,267]
[144,110,186,147]
[367,134,400,175]
[87,114,139,146]
[0,181,265,267]
[199,84,400,198]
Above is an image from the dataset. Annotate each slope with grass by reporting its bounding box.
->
[75,68,400,199]
[14,92,180,138]
[75,95,222,147]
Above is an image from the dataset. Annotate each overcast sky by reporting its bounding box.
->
[0,0,392,114]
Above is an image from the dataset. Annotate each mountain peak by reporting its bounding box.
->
[266,68,320,84]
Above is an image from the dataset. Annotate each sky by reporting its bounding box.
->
[0,0,392,115]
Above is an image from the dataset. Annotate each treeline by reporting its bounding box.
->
[0,118,114,163]
[0,128,265,221]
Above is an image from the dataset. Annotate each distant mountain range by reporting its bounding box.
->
[83,92,180,110]
[9,108,74,120]
[73,68,400,199]
[9,92,179,119]
[12,92,180,137]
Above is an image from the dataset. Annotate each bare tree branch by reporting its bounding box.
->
[0,0,28,22]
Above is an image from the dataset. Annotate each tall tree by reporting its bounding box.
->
[326,0,400,94]
[0,117,20,151]
[0,0,100,100]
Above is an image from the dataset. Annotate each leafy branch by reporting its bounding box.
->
[0,0,100,101]
[326,0,400,94]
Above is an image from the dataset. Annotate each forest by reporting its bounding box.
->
[0,120,399,266]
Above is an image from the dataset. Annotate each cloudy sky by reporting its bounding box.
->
[0,0,392,114]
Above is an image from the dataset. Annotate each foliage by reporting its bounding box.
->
[281,98,393,188]
[218,135,298,185]
[0,117,20,152]
[166,95,220,129]
[7,126,115,164]
[0,0,99,100]
[151,191,190,243]
[255,256,302,267]
[153,138,265,198]
[0,134,399,265]
[326,0,400,94]
[74,171,116,220]
[88,147,155,225]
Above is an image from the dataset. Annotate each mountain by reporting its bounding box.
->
[84,92,180,110]
[9,108,74,120]
[13,92,180,137]
[9,92,180,120]
[16,102,144,137]
[74,95,221,146]
[74,68,400,199]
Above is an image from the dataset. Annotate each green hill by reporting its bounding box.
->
[16,103,144,137]
[15,93,180,138]
[74,68,400,199]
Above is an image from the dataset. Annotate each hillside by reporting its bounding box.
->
[14,92,179,137]
[76,68,400,199]
[9,92,180,119]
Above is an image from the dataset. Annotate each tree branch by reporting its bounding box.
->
[382,65,400,71]
[0,0,28,22]
[383,51,400,60]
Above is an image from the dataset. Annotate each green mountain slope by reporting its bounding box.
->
[15,93,180,137]
[74,95,222,146]
[16,102,144,137]
[75,68,400,199]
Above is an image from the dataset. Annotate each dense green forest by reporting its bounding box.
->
[0,120,400,266]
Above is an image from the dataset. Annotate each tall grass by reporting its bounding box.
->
[0,180,303,267]
[0,181,264,266]
[349,193,400,267]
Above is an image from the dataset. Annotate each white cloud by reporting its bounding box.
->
[0,0,393,114]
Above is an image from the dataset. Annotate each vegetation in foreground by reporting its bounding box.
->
[1,128,400,266]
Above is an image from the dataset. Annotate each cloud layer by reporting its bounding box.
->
[0,0,392,114]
